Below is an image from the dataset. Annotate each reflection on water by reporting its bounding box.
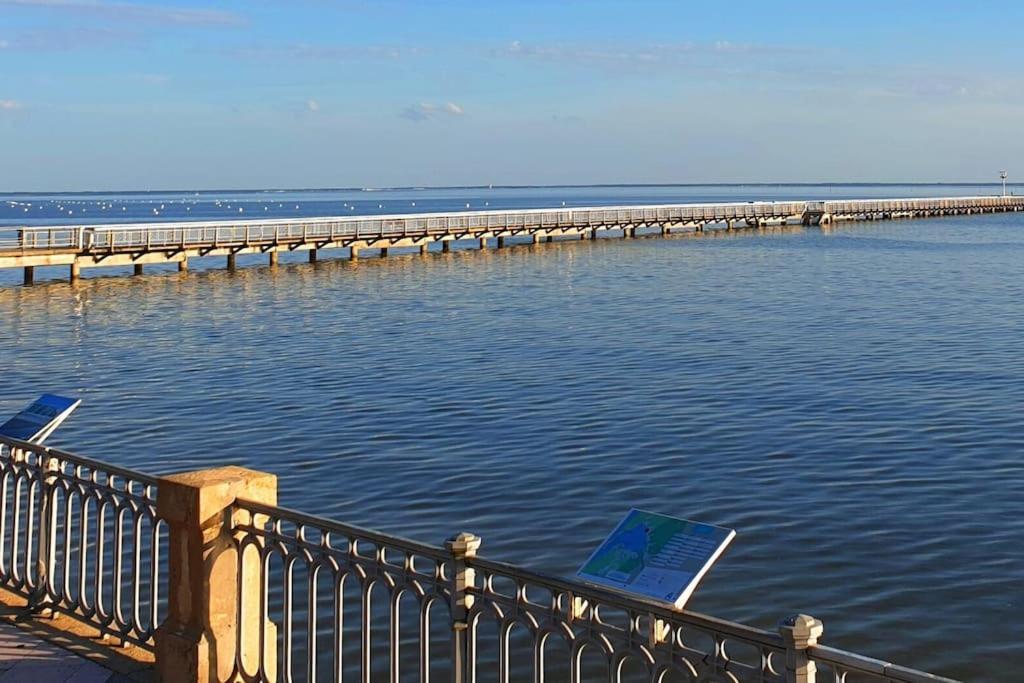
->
[2,193,1023,681]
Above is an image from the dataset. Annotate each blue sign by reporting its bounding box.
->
[0,394,81,444]
[578,509,735,608]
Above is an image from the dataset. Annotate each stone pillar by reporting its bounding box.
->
[23,266,34,286]
[133,263,144,276]
[70,262,81,282]
[478,237,488,249]
[350,246,360,260]
[420,244,429,256]
[497,237,505,248]
[779,614,823,683]
[446,532,481,683]
[623,227,634,238]
[442,240,451,253]
[154,466,278,683]
[380,247,389,257]
[226,254,236,271]
[179,258,189,272]
[309,249,317,263]
[267,252,277,267]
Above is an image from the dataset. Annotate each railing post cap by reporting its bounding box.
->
[779,614,823,647]
[445,532,482,557]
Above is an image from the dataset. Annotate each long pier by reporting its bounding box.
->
[2,195,1022,284]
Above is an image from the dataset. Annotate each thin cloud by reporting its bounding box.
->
[400,102,465,122]
[0,27,140,51]
[0,0,244,26]
[495,39,806,67]
[306,99,321,112]
[0,100,23,110]
[228,44,424,61]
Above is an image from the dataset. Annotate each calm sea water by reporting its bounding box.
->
[1,185,1022,680]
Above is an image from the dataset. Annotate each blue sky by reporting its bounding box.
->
[1,0,1022,190]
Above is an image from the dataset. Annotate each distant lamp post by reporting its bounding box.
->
[999,170,1008,196]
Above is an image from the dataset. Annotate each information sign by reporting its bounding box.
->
[0,394,81,444]
[577,509,735,609]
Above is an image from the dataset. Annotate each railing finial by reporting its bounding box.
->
[779,614,824,683]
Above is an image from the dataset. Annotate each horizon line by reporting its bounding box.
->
[2,181,1020,197]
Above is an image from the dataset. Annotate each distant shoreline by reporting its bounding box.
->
[2,181,1020,197]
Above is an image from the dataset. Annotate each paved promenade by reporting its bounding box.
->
[0,621,114,682]
[0,590,152,683]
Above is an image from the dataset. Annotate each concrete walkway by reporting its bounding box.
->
[0,621,117,682]
[0,588,153,683]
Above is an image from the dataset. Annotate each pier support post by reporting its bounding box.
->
[309,249,317,263]
[497,237,506,248]
[268,252,277,267]
[442,240,451,253]
[478,237,488,249]
[69,262,80,282]
[179,258,189,272]
[226,254,236,271]
[154,466,278,683]
[133,263,144,276]
[623,227,634,238]
[350,246,360,260]
[779,614,823,683]
[533,234,542,244]
[380,247,389,257]
[23,266,34,286]
[420,244,429,256]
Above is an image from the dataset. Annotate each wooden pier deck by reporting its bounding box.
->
[2,195,1022,284]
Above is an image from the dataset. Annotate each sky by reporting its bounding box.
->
[1,0,1022,191]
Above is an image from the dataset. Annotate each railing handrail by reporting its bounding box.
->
[807,644,960,683]
[234,497,449,561]
[0,434,161,486]
[466,554,783,646]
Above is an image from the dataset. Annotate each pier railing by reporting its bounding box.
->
[0,435,959,682]
[4,195,1024,255]
[0,201,811,252]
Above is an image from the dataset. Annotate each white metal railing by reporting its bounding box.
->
[0,201,806,253]
[0,435,165,648]
[2,196,1023,255]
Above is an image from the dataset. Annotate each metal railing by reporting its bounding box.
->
[0,201,809,253]
[0,435,961,681]
[0,435,165,648]
[3,196,1022,255]
[228,500,959,683]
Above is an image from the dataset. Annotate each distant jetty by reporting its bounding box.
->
[2,195,1021,285]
